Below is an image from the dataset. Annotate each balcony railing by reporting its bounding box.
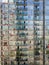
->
[16,43,28,46]
[20,48,28,51]
[16,8,27,11]
[16,2,27,6]
[20,58,28,61]
[16,12,27,16]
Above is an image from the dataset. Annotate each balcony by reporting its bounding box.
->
[14,0,27,2]
[46,50,49,54]
[34,62,40,65]
[34,17,40,21]
[16,16,28,20]
[20,48,28,51]
[34,23,40,26]
[20,58,28,61]
[16,2,27,6]
[34,0,39,2]
[34,48,40,50]
[18,32,28,36]
[17,36,27,40]
[16,26,27,30]
[34,57,40,60]
[16,28,27,30]
[20,53,27,56]
[34,6,39,11]
[34,2,39,5]
[16,22,26,25]
[22,43,28,46]
[34,16,40,21]
[34,50,40,56]
[16,17,24,20]
[16,43,28,46]
[16,11,27,16]
[34,27,40,31]
[34,11,39,16]
[16,26,24,30]
[16,8,27,11]
[20,63,28,65]
[35,42,41,45]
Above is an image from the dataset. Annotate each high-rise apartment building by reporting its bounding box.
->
[15,0,34,65]
[45,0,49,65]
[0,1,16,65]
[0,0,49,65]
[34,0,43,65]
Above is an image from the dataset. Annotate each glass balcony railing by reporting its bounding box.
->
[16,26,27,30]
[16,22,26,25]
[36,42,41,45]
[34,0,39,2]
[34,11,40,16]
[20,57,28,61]
[14,0,27,2]
[34,23,40,26]
[34,62,40,65]
[16,8,27,11]
[34,17,40,21]
[34,2,39,5]
[16,2,27,6]
[16,12,27,15]
[35,48,40,50]
[16,17,33,20]
[16,43,28,46]
[16,17,28,20]
[18,32,28,36]
[34,56,40,60]
[20,63,28,65]
[20,48,28,51]
[34,50,40,56]
[20,53,27,56]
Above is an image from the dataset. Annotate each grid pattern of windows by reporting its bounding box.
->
[0,1,16,65]
[45,0,49,65]
[34,0,43,65]
[0,0,48,65]
[15,0,34,65]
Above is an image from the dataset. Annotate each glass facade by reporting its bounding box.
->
[0,0,49,65]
